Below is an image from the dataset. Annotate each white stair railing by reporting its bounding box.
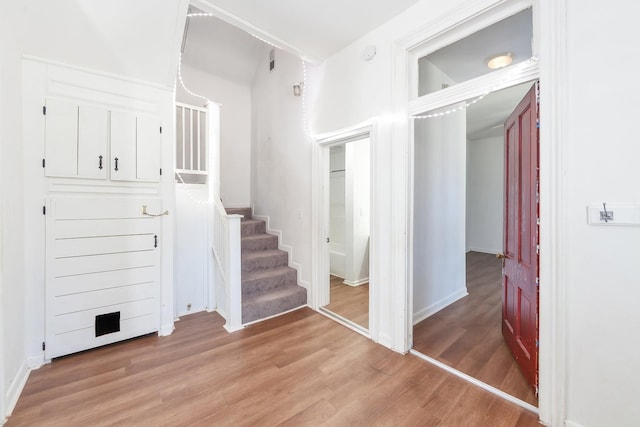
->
[212,196,243,332]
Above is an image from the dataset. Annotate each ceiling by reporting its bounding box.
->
[182,13,267,85]
[190,0,424,62]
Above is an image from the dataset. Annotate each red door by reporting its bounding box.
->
[502,83,539,393]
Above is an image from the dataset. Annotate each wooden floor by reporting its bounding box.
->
[7,308,540,426]
[413,251,538,406]
[325,275,369,329]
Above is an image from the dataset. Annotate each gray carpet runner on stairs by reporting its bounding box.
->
[225,208,307,324]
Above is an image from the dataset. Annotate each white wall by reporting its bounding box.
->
[413,106,468,324]
[0,0,27,420]
[561,1,640,426]
[466,136,504,254]
[329,147,346,278]
[310,0,467,134]
[251,49,314,287]
[418,58,458,97]
[177,64,252,208]
[344,138,371,285]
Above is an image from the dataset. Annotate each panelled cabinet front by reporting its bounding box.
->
[45,197,162,359]
[31,60,169,360]
[44,98,161,183]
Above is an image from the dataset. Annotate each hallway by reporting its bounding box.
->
[413,251,537,406]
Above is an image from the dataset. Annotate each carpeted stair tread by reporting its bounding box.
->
[225,207,252,219]
[241,233,278,252]
[241,249,288,272]
[241,219,266,236]
[242,266,297,296]
[241,286,307,324]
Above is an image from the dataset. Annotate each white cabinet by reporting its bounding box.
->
[111,112,161,182]
[110,111,138,181]
[136,115,161,181]
[44,98,79,178]
[44,98,160,183]
[45,99,108,179]
[78,105,108,179]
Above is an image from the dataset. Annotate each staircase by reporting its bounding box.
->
[225,208,307,324]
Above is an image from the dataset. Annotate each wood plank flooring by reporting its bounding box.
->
[324,275,369,329]
[7,308,540,426]
[413,251,538,406]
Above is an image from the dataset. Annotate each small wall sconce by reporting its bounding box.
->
[293,82,304,97]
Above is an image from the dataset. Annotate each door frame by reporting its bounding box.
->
[392,0,569,424]
[311,123,376,338]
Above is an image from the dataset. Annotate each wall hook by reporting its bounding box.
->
[600,202,613,223]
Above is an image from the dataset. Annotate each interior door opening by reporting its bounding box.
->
[411,81,539,408]
[320,136,371,332]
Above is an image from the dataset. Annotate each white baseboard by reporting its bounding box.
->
[253,211,310,290]
[26,355,46,370]
[565,422,584,427]
[158,323,175,336]
[343,277,369,286]
[5,360,30,417]
[223,322,244,333]
[413,288,469,325]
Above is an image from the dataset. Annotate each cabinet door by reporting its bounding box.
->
[78,105,108,179]
[45,98,78,178]
[136,116,161,182]
[110,111,137,181]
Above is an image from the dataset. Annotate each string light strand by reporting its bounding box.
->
[177,52,210,105]
[412,56,538,120]
[175,170,213,206]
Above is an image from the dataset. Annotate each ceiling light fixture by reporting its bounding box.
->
[487,53,513,70]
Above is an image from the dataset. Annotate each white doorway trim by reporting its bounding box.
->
[311,122,377,341]
[391,0,569,425]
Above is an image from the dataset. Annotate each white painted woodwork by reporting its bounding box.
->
[136,115,161,181]
[44,98,78,178]
[174,186,209,316]
[51,316,157,359]
[45,197,162,359]
[211,196,242,332]
[54,266,156,296]
[54,218,157,239]
[77,105,108,179]
[55,234,155,258]
[45,100,111,180]
[110,111,137,181]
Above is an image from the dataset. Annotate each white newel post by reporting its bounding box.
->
[224,214,243,332]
